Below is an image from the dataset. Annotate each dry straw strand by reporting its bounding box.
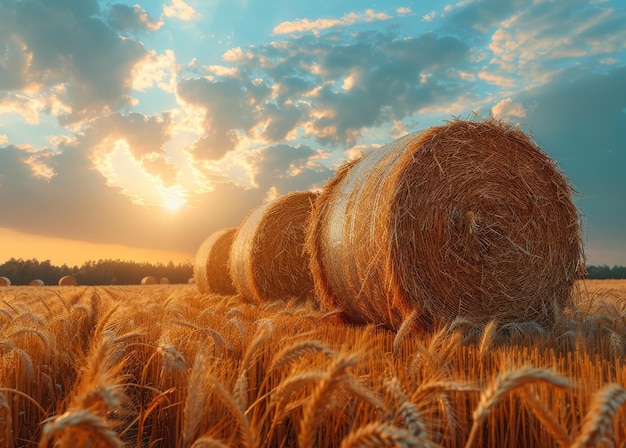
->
[571,383,626,448]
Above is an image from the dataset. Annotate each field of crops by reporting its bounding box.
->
[1,279,625,447]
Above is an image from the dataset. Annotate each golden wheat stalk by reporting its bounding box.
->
[297,354,360,448]
[268,340,334,372]
[517,388,570,447]
[340,421,436,448]
[570,383,626,448]
[465,366,570,448]
[190,436,230,448]
[393,310,418,354]
[38,409,125,448]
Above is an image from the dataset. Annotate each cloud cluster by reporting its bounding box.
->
[0,0,624,263]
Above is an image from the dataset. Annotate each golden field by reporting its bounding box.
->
[0,279,625,447]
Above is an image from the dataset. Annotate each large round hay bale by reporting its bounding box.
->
[58,275,77,286]
[29,279,45,286]
[141,276,157,285]
[307,118,585,330]
[229,191,317,304]
[0,276,10,286]
[193,227,237,295]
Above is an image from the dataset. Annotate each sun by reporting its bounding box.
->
[161,189,187,212]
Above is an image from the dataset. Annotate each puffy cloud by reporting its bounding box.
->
[162,0,200,21]
[0,0,148,124]
[174,30,470,158]
[107,4,163,32]
[491,97,525,119]
[273,9,391,34]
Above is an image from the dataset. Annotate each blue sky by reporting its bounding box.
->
[0,0,624,266]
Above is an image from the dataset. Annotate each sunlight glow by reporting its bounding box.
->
[161,187,187,212]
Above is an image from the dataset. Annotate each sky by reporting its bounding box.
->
[0,0,625,267]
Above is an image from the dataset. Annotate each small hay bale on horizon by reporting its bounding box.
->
[229,191,317,304]
[306,117,585,331]
[58,275,77,286]
[0,276,10,287]
[193,227,238,295]
[29,279,45,286]
[160,277,169,285]
[141,276,157,285]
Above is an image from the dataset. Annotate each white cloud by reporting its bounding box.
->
[0,135,8,145]
[204,65,240,78]
[397,7,412,15]
[162,0,200,21]
[423,11,437,22]
[132,50,179,93]
[273,9,391,34]
[478,70,517,88]
[491,97,526,119]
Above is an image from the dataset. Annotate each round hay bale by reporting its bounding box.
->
[229,191,317,304]
[141,276,157,285]
[306,118,585,330]
[29,279,45,286]
[0,276,10,286]
[58,275,77,286]
[193,227,237,295]
[160,277,169,285]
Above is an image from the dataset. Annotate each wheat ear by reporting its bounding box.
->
[298,354,359,448]
[38,409,124,448]
[268,340,334,372]
[465,366,570,448]
[393,310,418,354]
[570,383,626,448]
[340,421,437,448]
[518,388,570,447]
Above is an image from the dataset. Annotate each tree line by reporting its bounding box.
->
[0,258,193,286]
[1,258,624,286]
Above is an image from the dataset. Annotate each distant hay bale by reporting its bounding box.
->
[229,191,317,304]
[0,276,10,286]
[141,276,157,285]
[29,279,45,286]
[193,227,237,295]
[58,275,77,286]
[160,277,169,285]
[306,118,585,330]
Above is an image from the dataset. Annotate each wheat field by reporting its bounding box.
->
[0,279,625,447]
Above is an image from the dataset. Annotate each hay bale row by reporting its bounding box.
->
[192,118,584,331]
[193,191,317,303]
[306,118,585,330]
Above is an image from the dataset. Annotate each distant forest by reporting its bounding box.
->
[0,257,625,286]
[0,258,193,286]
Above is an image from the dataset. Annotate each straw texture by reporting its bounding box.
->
[141,276,157,285]
[193,227,237,295]
[307,118,585,330]
[58,275,77,286]
[229,191,317,304]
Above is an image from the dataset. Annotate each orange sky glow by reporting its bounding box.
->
[0,227,193,267]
